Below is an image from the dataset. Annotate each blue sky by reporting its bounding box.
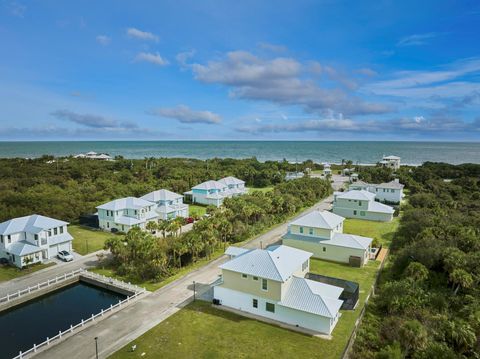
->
[1,0,479,141]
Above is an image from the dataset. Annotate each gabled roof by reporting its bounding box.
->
[219,245,312,282]
[96,197,155,211]
[349,180,370,188]
[368,201,395,214]
[290,210,344,230]
[0,215,69,235]
[192,180,226,191]
[383,155,400,160]
[336,190,376,201]
[282,232,373,250]
[279,276,343,319]
[6,241,42,256]
[140,189,183,203]
[218,176,245,186]
[225,246,251,257]
[376,180,404,189]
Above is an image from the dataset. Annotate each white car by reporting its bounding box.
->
[57,250,74,262]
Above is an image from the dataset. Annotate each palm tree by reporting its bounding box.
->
[157,219,169,238]
[146,220,157,234]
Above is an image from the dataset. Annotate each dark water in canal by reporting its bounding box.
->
[0,282,126,359]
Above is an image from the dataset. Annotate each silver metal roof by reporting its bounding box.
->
[140,189,183,203]
[0,215,69,235]
[96,197,155,211]
[290,210,344,230]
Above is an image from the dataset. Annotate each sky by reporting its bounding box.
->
[0,0,479,141]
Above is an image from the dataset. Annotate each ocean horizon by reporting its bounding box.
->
[0,141,479,165]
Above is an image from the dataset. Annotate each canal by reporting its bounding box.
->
[0,282,127,359]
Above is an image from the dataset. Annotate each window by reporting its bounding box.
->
[253,276,258,281]
[353,210,357,215]
[54,228,58,235]
[309,228,314,235]
[252,299,258,308]
[48,230,52,237]
[60,227,64,234]
[41,238,47,245]
[266,302,275,313]
[299,227,304,234]
[323,246,326,252]
[262,278,268,291]
[0,235,3,243]
[34,234,38,241]
[7,235,11,244]
[358,201,362,206]
[242,274,248,279]
[302,260,308,271]
[107,222,110,228]
[360,211,366,216]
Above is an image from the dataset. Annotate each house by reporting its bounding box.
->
[282,211,372,266]
[333,190,394,222]
[0,215,73,268]
[96,197,158,232]
[74,151,113,161]
[323,163,332,176]
[218,176,247,196]
[140,189,189,220]
[184,176,246,207]
[341,168,356,176]
[213,245,344,335]
[285,172,304,181]
[379,155,400,170]
[350,173,359,182]
[349,179,404,204]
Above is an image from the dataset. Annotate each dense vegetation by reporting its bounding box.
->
[104,177,331,281]
[352,163,480,358]
[0,156,311,223]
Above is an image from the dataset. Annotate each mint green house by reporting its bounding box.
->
[332,190,394,222]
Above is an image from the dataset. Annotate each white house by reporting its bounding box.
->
[349,179,404,204]
[185,176,246,207]
[96,197,158,232]
[140,189,189,220]
[333,190,394,222]
[285,172,304,181]
[323,163,332,176]
[379,155,401,170]
[74,151,113,161]
[213,245,344,335]
[282,211,373,266]
[0,215,73,268]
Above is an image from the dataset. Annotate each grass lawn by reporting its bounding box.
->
[0,262,56,283]
[71,225,122,255]
[189,204,207,217]
[343,217,399,247]
[247,186,274,193]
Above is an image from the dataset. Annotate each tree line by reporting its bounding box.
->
[352,162,480,358]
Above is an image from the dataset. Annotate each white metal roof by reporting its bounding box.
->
[329,233,372,249]
[336,190,376,201]
[368,201,395,214]
[218,176,245,186]
[192,180,227,191]
[96,197,155,211]
[290,210,344,230]
[279,276,343,319]
[376,180,404,189]
[7,241,42,256]
[225,246,251,257]
[219,245,312,282]
[0,215,69,235]
[383,155,400,160]
[140,189,183,203]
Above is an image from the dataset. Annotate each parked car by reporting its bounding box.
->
[57,250,74,262]
[111,228,119,233]
[186,217,194,224]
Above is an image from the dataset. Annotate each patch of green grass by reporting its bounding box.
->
[189,204,207,217]
[343,217,399,247]
[0,262,56,283]
[247,186,274,194]
[71,225,121,255]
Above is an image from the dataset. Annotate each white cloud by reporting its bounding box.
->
[257,42,287,53]
[96,35,111,46]
[51,109,137,129]
[126,27,159,42]
[134,52,169,66]
[397,32,438,47]
[149,105,222,124]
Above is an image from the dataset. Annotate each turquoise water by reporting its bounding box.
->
[0,141,479,164]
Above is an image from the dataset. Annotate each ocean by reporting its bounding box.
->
[0,141,478,165]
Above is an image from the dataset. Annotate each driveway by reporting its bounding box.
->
[34,193,337,359]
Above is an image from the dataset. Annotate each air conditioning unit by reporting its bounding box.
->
[212,298,221,305]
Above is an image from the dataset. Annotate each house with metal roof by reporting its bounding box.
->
[184,176,246,207]
[140,189,189,220]
[379,155,401,170]
[333,190,394,222]
[349,179,404,204]
[0,214,73,268]
[282,210,373,266]
[213,245,344,335]
[96,197,158,232]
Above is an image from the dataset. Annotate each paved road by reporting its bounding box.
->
[15,178,349,359]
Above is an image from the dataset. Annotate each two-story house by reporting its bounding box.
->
[213,245,344,335]
[185,176,247,207]
[282,211,372,266]
[218,176,247,196]
[140,189,189,220]
[96,197,158,232]
[333,190,394,222]
[0,214,73,268]
[349,179,404,204]
[379,155,401,170]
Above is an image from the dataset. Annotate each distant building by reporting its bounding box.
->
[0,215,73,268]
[285,172,304,181]
[184,177,247,207]
[323,163,332,176]
[140,189,189,220]
[379,155,400,170]
[349,179,404,204]
[74,151,113,161]
[333,190,394,222]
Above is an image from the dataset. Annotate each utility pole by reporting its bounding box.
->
[94,337,99,359]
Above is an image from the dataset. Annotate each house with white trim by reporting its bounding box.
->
[74,151,113,161]
[184,176,246,207]
[282,211,372,266]
[379,155,400,170]
[323,163,332,176]
[333,190,394,222]
[97,197,158,232]
[0,215,73,268]
[213,245,344,335]
[349,179,404,204]
[140,189,189,220]
[285,172,304,181]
